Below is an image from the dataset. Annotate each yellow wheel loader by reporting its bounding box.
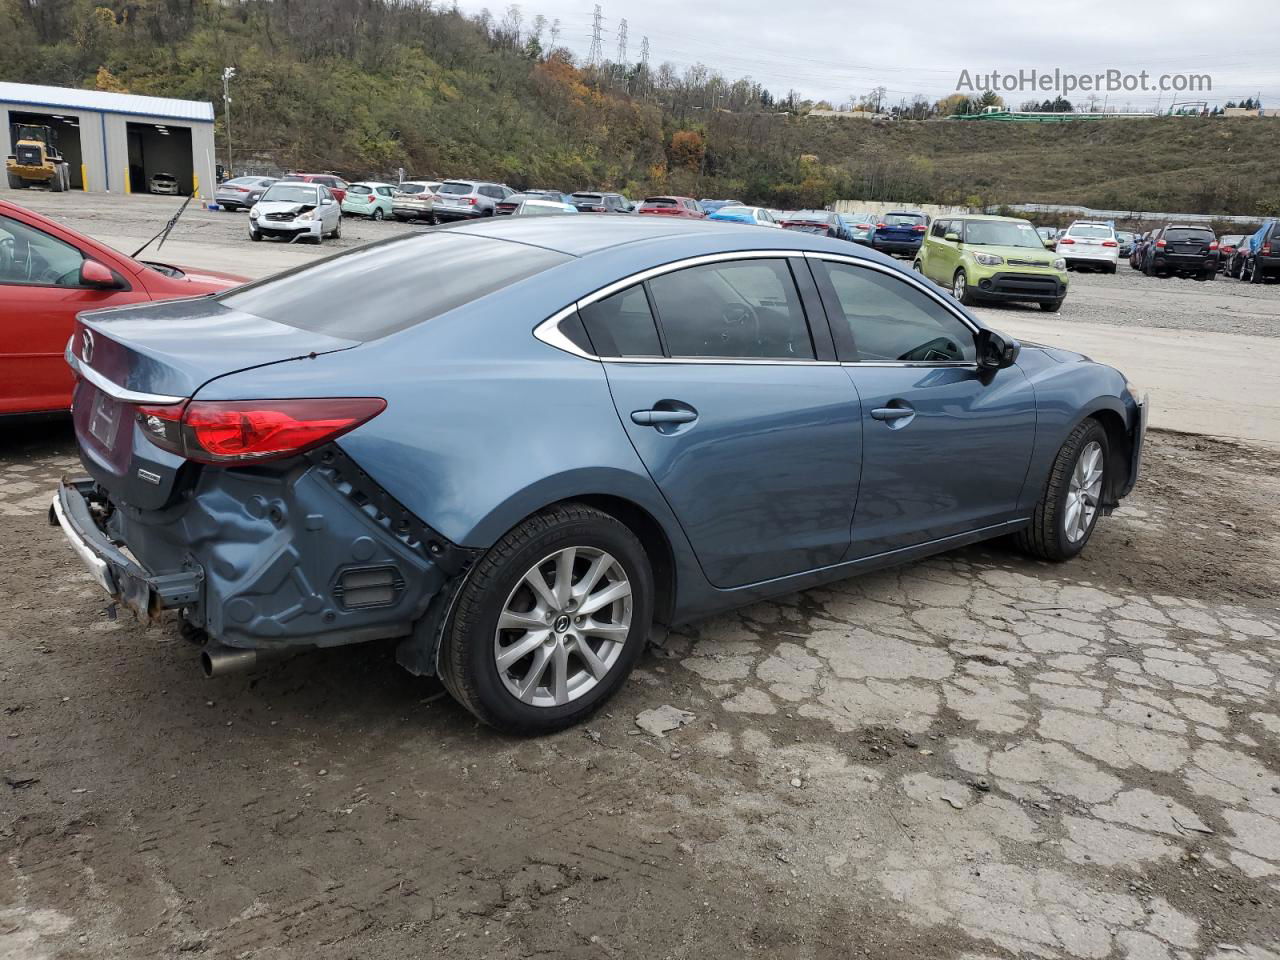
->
[6,124,71,192]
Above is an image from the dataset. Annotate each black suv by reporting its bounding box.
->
[1240,220,1280,284]
[1141,224,1219,280]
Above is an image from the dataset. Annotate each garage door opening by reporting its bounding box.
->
[127,122,193,196]
[7,110,83,189]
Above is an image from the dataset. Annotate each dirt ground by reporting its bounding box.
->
[2,418,1278,960]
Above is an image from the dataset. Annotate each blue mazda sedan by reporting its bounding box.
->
[54,217,1146,733]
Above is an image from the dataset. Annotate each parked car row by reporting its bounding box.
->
[1121,221,1279,283]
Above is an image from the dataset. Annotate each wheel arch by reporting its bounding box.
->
[1086,406,1131,509]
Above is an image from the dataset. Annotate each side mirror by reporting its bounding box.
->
[321,198,333,205]
[976,328,1020,371]
[944,232,960,242]
[80,259,123,290]
[1044,237,1056,248]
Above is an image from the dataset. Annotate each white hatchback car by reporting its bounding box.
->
[1056,221,1120,273]
[248,182,342,243]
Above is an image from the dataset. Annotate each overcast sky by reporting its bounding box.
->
[459,0,1280,110]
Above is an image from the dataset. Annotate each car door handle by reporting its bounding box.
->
[631,409,698,426]
[870,406,915,421]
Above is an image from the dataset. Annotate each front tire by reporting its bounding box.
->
[438,503,654,735]
[1016,419,1109,562]
[952,269,977,306]
[1040,297,1064,312]
[248,228,262,242]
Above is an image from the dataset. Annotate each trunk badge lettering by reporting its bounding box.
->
[137,468,163,485]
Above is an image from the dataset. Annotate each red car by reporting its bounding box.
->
[279,173,349,204]
[0,199,244,416]
[637,196,707,219]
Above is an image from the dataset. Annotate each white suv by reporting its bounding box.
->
[1056,221,1120,274]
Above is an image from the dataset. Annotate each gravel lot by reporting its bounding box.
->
[4,191,1280,959]
[3,419,1279,959]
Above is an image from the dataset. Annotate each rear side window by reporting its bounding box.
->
[219,233,570,341]
[816,261,976,363]
[647,260,814,360]
[579,285,663,357]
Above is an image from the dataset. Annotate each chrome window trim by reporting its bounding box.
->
[65,344,186,405]
[532,248,984,368]
[533,250,819,364]
[802,251,982,336]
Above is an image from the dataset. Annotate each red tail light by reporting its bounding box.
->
[1059,238,1075,245]
[463,197,477,205]
[876,223,886,229]
[912,224,927,232]
[138,398,386,464]
[1102,240,1118,247]
[1155,239,1166,248]
[1263,243,1272,255]
[1208,242,1219,251]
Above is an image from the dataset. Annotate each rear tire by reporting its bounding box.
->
[332,218,342,239]
[372,208,384,221]
[1106,263,1117,274]
[438,503,654,735]
[1015,419,1110,562]
[50,166,65,192]
[1250,259,1265,283]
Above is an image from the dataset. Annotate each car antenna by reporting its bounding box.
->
[131,196,193,258]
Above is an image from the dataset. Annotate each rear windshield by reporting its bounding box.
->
[1163,228,1214,242]
[884,213,924,226]
[224,177,257,186]
[397,183,427,194]
[787,211,832,222]
[439,182,474,195]
[218,233,571,341]
[1068,224,1113,238]
[348,184,373,194]
[643,197,679,207]
[571,193,603,202]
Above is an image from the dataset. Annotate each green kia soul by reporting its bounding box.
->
[915,215,1070,312]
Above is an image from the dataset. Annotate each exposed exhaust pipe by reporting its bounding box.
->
[200,643,293,677]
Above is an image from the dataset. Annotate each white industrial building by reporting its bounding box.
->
[1,81,216,197]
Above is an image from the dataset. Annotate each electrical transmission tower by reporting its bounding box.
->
[587,5,604,68]
[639,36,650,95]
[616,19,628,64]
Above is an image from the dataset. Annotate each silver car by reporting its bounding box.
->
[432,180,514,221]
[248,182,342,243]
[215,176,278,211]
[391,180,441,222]
[149,172,180,195]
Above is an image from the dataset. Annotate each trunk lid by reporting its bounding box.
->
[71,297,358,508]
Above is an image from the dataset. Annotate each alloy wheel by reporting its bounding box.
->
[953,272,966,300]
[493,547,632,707]
[1064,440,1104,543]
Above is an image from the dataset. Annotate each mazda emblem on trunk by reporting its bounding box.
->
[80,330,94,365]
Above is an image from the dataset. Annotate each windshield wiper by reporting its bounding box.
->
[131,196,193,259]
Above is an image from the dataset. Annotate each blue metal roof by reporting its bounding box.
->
[0,82,214,122]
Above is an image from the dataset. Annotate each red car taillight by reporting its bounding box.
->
[1155,239,1166,248]
[1102,240,1118,247]
[1059,238,1075,245]
[912,224,927,232]
[1208,242,1219,251]
[1263,243,1273,255]
[137,398,386,465]
[875,223,886,229]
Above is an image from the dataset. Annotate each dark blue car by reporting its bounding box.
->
[54,217,1146,733]
[873,210,929,257]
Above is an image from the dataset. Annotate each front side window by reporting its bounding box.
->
[817,261,976,363]
[0,214,86,287]
[647,260,814,360]
[578,285,663,357]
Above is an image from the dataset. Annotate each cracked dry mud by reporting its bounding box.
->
[2,424,1278,960]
